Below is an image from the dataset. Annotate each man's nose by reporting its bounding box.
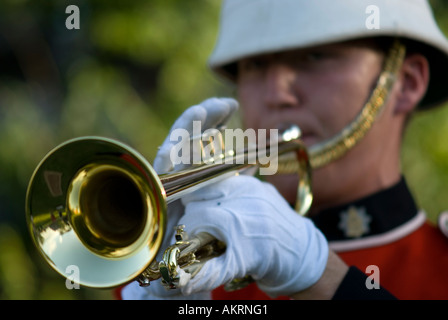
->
[264,63,300,110]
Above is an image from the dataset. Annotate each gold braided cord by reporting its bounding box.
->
[277,40,406,173]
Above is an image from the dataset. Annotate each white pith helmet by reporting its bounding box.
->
[208,0,448,109]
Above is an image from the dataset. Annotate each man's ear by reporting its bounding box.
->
[394,53,430,114]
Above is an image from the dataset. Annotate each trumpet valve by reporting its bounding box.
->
[175,224,188,242]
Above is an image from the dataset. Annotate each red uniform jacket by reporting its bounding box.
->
[212,214,448,300]
[212,178,448,300]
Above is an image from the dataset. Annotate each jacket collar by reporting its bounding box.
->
[311,177,418,242]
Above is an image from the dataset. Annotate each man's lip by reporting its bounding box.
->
[298,133,318,147]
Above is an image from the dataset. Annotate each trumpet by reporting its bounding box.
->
[25,39,406,291]
[25,126,312,289]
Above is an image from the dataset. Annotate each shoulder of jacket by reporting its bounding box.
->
[437,212,448,239]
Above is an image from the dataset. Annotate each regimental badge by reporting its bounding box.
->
[438,211,448,239]
[338,206,371,238]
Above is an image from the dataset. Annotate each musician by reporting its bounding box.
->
[122,0,448,299]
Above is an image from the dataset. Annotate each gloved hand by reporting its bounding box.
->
[121,97,238,300]
[153,97,238,174]
[177,175,329,298]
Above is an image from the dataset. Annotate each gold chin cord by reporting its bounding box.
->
[277,39,407,171]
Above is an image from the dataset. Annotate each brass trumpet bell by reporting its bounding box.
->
[26,137,167,288]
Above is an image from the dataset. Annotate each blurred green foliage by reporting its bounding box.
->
[0,0,448,300]
[402,0,448,223]
[0,0,229,300]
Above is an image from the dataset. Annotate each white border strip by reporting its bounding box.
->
[329,211,427,252]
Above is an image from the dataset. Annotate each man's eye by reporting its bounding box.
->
[305,52,328,61]
[240,58,267,72]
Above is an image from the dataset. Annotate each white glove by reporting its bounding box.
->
[121,98,238,300]
[177,175,329,298]
[153,97,238,174]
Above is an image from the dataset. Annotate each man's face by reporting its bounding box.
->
[236,40,400,210]
[237,40,384,148]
